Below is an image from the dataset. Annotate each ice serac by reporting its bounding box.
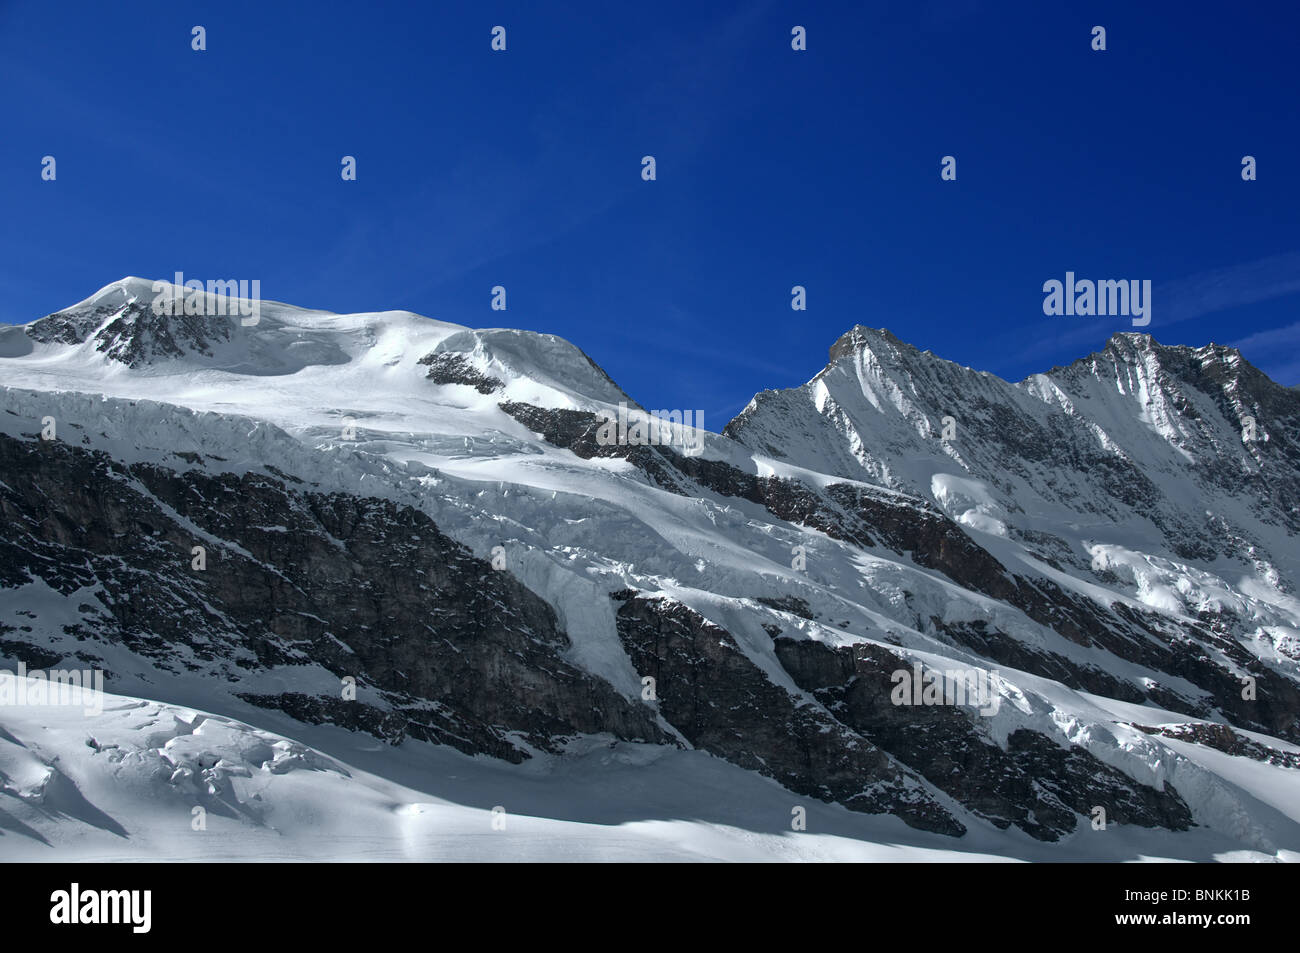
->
[2,281,1299,860]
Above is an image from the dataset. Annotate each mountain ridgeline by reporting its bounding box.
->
[1,279,1297,857]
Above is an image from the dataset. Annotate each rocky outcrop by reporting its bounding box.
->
[0,432,666,761]
[29,299,233,367]
[1131,721,1300,769]
[774,637,1194,840]
[418,352,504,393]
[610,590,966,835]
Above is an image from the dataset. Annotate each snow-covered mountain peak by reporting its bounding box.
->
[424,327,634,408]
[8,279,583,384]
[65,275,165,310]
[726,320,1300,585]
[0,278,643,458]
[1104,330,1159,351]
[22,276,351,370]
[826,325,912,363]
[1065,332,1249,385]
[821,324,994,391]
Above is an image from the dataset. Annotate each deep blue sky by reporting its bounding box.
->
[3,1,1299,422]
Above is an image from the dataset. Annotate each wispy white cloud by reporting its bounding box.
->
[1229,318,1300,352]
[1230,319,1300,386]
[998,250,1300,376]
[1158,250,1300,324]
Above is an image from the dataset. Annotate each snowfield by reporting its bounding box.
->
[3,677,1296,862]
